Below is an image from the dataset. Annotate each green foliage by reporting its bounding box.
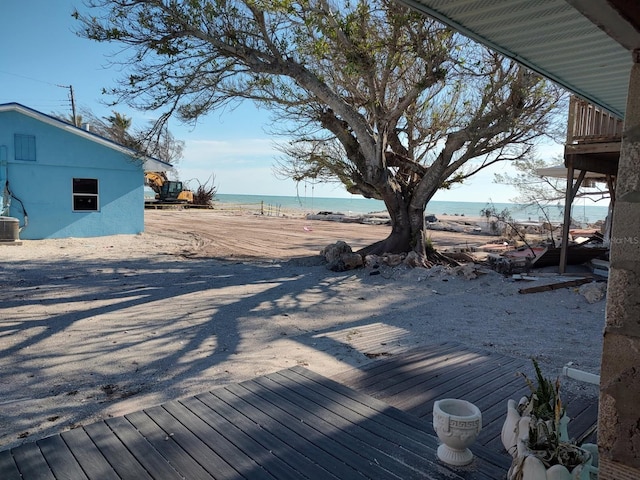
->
[518,358,565,422]
[424,235,436,256]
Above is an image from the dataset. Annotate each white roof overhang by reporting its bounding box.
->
[396,0,640,119]
[536,164,608,180]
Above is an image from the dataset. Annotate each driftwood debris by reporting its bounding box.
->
[518,277,592,294]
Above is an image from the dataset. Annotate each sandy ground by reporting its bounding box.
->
[0,209,605,451]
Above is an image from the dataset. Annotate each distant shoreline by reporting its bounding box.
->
[214,193,609,225]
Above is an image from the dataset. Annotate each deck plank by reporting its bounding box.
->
[143,404,241,479]
[37,434,89,480]
[59,427,120,480]
[125,410,216,480]
[385,356,525,413]
[262,369,452,479]
[161,399,278,480]
[193,391,340,480]
[104,416,183,480]
[9,442,56,480]
[0,449,22,480]
[179,396,303,480]
[332,342,464,389]
[567,400,599,444]
[208,386,349,479]
[83,421,153,480]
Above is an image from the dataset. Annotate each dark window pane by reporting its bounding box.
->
[73,178,98,194]
[73,195,98,211]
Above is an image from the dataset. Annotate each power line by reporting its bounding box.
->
[1,69,77,121]
[0,69,60,87]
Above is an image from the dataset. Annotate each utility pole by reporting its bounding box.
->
[57,84,78,125]
[69,85,78,126]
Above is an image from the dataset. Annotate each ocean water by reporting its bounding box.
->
[216,194,610,224]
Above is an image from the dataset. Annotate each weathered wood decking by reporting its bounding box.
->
[0,365,501,480]
[0,341,598,479]
[333,341,599,452]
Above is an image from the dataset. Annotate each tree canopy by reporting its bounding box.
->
[75,0,565,257]
[57,107,185,166]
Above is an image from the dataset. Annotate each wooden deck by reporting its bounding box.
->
[0,365,508,480]
[332,341,599,452]
[0,342,598,480]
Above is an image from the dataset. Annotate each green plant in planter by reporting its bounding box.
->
[518,358,565,422]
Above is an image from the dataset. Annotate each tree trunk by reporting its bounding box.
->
[357,192,427,257]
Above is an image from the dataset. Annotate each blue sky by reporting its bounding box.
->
[1,0,566,202]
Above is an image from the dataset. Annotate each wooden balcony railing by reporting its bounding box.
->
[566,96,623,144]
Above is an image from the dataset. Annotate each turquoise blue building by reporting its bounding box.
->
[0,103,170,240]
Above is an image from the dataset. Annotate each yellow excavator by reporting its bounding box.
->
[144,172,194,204]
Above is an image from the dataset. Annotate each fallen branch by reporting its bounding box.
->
[518,277,592,294]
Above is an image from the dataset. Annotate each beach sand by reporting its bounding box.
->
[0,208,605,450]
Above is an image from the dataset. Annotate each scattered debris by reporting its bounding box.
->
[512,274,539,281]
[404,251,423,268]
[101,384,119,395]
[488,253,533,275]
[529,245,608,268]
[578,281,608,303]
[518,277,593,294]
[306,211,390,225]
[364,352,392,359]
[320,241,363,271]
[590,258,610,278]
[454,263,491,280]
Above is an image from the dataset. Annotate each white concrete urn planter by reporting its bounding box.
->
[432,398,482,466]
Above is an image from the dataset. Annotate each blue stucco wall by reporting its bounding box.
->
[0,108,144,239]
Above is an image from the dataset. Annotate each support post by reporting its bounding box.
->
[559,162,574,274]
[598,51,640,480]
[559,161,585,273]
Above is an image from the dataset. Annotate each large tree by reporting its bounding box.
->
[75,0,564,258]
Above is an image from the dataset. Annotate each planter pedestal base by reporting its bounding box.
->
[437,443,474,466]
